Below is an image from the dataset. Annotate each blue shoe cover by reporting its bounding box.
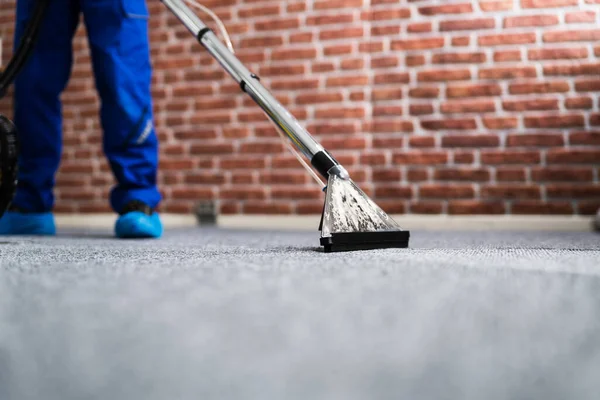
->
[115,211,163,239]
[0,211,56,236]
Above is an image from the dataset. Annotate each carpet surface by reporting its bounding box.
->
[0,228,599,400]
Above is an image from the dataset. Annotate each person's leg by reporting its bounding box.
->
[0,0,80,235]
[81,0,162,238]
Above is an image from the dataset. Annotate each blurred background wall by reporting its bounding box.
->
[0,0,599,217]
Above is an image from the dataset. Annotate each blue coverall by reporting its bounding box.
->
[13,0,161,214]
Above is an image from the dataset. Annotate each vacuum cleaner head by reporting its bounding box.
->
[319,173,410,253]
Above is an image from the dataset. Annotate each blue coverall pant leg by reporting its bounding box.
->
[13,0,161,213]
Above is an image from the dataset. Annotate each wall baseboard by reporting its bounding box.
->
[54,214,596,232]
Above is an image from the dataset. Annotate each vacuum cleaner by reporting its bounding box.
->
[161,0,410,252]
[0,0,410,252]
[0,0,48,221]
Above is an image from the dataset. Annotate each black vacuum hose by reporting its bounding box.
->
[0,0,49,217]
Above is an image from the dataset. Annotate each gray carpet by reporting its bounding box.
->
[0,228,599,400]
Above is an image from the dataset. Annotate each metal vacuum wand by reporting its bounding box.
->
[160,0,349,181]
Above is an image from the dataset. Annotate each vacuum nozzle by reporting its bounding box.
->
[319,173,410,253]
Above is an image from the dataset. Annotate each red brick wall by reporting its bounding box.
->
[1,0,599,216]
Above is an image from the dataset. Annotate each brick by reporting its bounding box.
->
[543,29,600,42]
[410,104,435,115]
[432,52,486,64]
[372,168,402,182]
[452,36,470,46]
[434,168,491,181]
[393,152,449,165]
[494,50,522,62]
[578,201,600,216]
[324,44,353,56]
[391,38,445,50]
[314,0,364,10]
[442,134,500,147]
[190,143,234,155]
[372,88,404,101]
[531,167,594,182]
[372,25,400,36]
[593,114,600,126]
[570,131,600,145]
[362,8,411,20]
[243,201,293,215]
[407,169,430,182]
[171,187,215,200]
[408,22,432,33]
[409,136,436,148]
[374,72,410,85]
[565,11,596,23]
[502,98,559,111]
[326,74,369,87]
[238,5,280,18]
[454,152,475,164]
[377,201,407,214]
[447,83,502,98]
[373,105,403,117]
[319,27,364,41]
[522,0,578,7]
[448,201,506,215]
[497,168,527,181]
[321,136,367,150]
[406,55,426,66]
[419,3,473,15]
[417,68,471,82]
[259,64,305,76]
[504,15,559,28]
[306,14,354,25]
[529,47,588,60]
[296,92,343,105]
[509,81,569,95]
[420,184,475,199]
[478,32,536,46]
[255,18,300,31]
[373,137,404,148]
[184,172,227,185]
[221,157,266,170]
[440,18,495,31]
[411,202,444,214]
[483,117,519,130]
[371,120,414,133]
[544,62,600,76]
[546,149,600,164]
[410,87,441,98]
[507,134,564,147]
[290,32,314,43]
[479,66,537,79]
[524,114,585,128]
[481,150,541,164]
[482,184,541,199]
[575,79,600,92]
[480,0,514,11]
[272,187,322,200]
[241,36,283,48]
[359,41,384,53]
[374,185,413,199]
[421,118,477,131]
[371,56,399,69]
[565,97,593,110]
[546,184,600,198]
[272,48,317,61]
[306,122,357,135]
[512,201,574,215]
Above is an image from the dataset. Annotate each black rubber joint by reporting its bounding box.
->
[196,27,212,42]
[311,150,337,179]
